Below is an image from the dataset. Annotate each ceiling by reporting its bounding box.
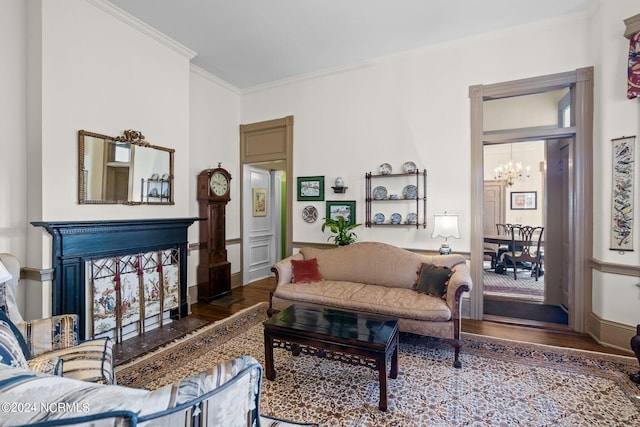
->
[109,0,592,89]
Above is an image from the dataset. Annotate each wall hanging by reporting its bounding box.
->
[610,136,636,251]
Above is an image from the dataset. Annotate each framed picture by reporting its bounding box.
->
[510,191,537,210]
[253,188,267,216]
[326,201,356,225]
[297,176,324,201]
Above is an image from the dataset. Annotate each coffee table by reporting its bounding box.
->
[263,304,399,411]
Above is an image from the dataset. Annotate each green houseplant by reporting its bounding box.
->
[321,216,361,246]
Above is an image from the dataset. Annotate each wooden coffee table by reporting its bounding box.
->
[263,304,399,411]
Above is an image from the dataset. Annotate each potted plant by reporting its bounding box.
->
[321,216,361,246]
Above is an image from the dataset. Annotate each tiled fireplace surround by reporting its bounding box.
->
[33,218,198,341]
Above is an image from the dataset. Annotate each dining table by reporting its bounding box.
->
[483,234,544,246]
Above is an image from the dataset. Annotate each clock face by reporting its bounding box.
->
[210,171,229,196]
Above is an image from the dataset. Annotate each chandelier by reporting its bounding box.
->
[494,145,530,186]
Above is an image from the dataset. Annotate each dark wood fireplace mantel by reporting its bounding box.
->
[32,218,198,338]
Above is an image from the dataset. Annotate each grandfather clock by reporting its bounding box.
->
[197,164,232,302]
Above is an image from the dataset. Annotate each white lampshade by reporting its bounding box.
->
[431,213,461,240]
[0,259,12,284]
[431,213,460,254]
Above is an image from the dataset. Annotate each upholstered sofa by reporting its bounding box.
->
[0,356,318,427]
[270,242,472,367]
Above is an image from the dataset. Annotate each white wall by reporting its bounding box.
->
[0,0,28,310]
[590,0,640,327]
[241,12,590,253]
[188,66,242,280]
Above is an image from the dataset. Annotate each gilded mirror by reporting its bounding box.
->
[78,129,174,205]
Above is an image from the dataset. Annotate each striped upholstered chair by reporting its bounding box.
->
[0,253,114,384]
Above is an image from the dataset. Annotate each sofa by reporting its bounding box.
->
[0,356,318,427]
[269,242,473,367]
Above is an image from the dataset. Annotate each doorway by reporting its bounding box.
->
[482,140,570,327]
[239,116,294,286]
[469,68,594,333]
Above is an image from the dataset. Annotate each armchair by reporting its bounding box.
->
[0,355,318,427]
[0,253,114,384]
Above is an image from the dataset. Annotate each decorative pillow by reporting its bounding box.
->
[414,263,452,299]
[28,356,64,376]
[291,258,322,283]
[0,311,29,369]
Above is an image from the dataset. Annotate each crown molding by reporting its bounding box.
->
[86,0,197,60]
[190,64,241,95]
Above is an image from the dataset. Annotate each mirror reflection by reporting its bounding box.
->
[78,129,174,205]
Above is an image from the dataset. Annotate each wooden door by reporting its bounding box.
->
[483,180,505,236]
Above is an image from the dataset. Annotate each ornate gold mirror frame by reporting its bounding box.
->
[78,129,175,205]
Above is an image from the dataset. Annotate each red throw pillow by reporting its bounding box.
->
[291,258,322,283]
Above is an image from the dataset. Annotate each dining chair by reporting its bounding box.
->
[502,226,544,280]
[495,223,522,264]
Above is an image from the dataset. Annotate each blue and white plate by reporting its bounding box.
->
[378,163,392,175]
[372,186,388,200]
[402,161,417,173]
[407,212,418,224]
[403,185,418,199]
[374,213,385,224]
[391,213,402,224]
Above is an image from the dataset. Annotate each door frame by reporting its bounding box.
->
[469,68,594,332]
[239,116,294,285]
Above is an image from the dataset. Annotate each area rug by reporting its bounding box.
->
[116,303,640,426]
[483,267,544,301]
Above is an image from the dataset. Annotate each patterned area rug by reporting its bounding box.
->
[116,303,640,426]
[483,266,544,301]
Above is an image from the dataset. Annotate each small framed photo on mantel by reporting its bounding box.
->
[510,191,537,210]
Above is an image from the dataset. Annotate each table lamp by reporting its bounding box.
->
[0,259,12,284]
[432,212,460,254]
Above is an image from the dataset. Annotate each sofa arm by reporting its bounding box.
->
[16,314,79,358]
[271,253,304,286]
[444,263,473,317]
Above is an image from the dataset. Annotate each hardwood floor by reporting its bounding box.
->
[115,276,632,365]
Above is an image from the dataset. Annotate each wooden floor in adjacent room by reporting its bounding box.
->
[115,277,632,365]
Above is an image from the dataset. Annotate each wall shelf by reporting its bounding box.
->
[365,170,427,228]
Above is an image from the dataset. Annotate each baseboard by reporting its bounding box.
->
[588,312,635,355]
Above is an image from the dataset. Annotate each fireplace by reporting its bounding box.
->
[32,218,198,340]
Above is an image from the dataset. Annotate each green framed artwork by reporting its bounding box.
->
[326,200,356,226]
[297,176,324,201]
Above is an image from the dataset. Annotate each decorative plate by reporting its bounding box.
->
[372,186,388,200]
[162,188,169,198]
[149,187,159,197]
[402,161,417,173]
[302,206,318,223]
[390,213,402,224]
[403,184,418,199]
[150,173,159,181]
[378,163,392,175]
[374,213,385,224]
[407,212,418,224]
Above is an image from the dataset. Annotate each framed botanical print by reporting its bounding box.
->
[510,191,537,210]
[253,188,267,216]
[297,176,324,201]
[326,200,356,225]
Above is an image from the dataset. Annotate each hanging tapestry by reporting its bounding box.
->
[611,136,636,251]
[628,32,640,99]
